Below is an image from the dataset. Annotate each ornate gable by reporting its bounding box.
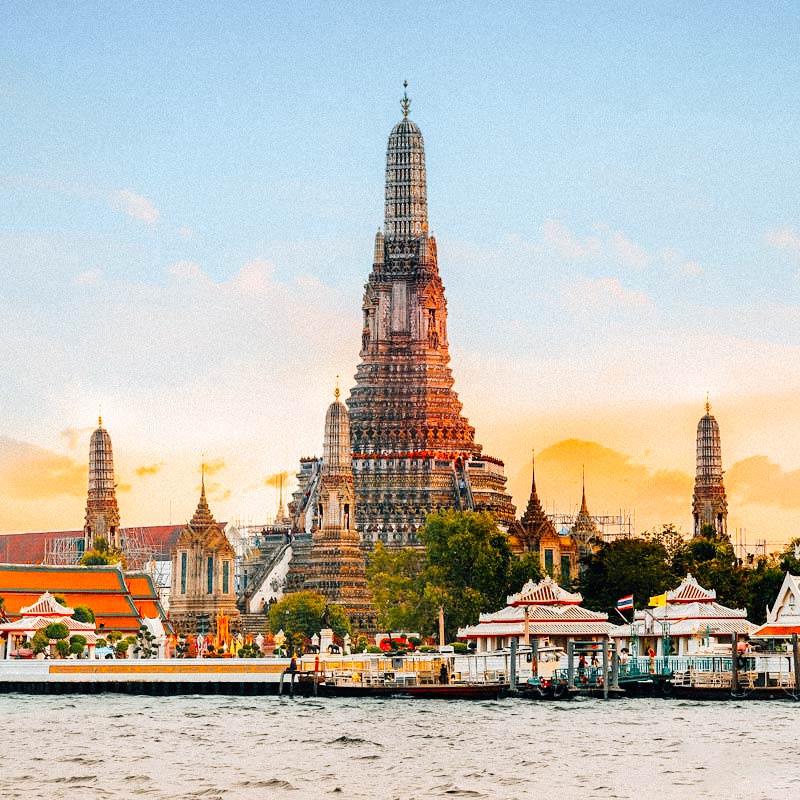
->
[20,591,73,617]
[767,573,800,624]
[508,575,583,607]
[668,572,716,604]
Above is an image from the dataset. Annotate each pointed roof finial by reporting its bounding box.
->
[580,465,589,515]
[201,455,206,494]
[705,392,710,415]
[401,80,411,118]
[334,374,340,401]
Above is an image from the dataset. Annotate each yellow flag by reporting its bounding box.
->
[649,592,667,607]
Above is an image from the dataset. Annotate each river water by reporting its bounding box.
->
[0,694,797,799]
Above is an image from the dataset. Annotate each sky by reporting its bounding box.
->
[1,3,800,549]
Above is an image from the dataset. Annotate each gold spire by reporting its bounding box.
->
[335,375,340,402]
[401,80,410,117]
[190,460,216,529]
[705,393,710,415]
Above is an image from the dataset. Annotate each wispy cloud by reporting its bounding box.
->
[60,426,95,451]
[610,230,649,270]
[203,458,226,476]
[541,219,602,260]
[109,189,160,225]
[765,225,800,257]
[135,463,163,477]
[566,276,651,309]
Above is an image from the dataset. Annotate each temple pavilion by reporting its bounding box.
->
[168,471,241,636]
[612,573,755,657]
[458,576,613,653]
[0,591,96,659]
[751,573,800,641]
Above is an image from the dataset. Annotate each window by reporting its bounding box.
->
[544,549,554,573]
[180,552,187,594]
[560,555,571,584]
[207,556,213,594]
[223,561,229,594]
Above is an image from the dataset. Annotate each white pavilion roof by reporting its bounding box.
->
[20,591,74,617]
[461,577,610,640]
[507,575,583,606]
[752,573,800,638]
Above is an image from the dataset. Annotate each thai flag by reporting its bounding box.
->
[616,594,634,611]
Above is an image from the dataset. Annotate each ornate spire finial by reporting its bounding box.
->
[705,393,710,415]
[335,375,340,401]
[201,455,206,493]
[401,80,411,118]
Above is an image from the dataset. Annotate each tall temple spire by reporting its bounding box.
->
[343,90,516,546]
[520,449,556,538]
[84,417,121,550]
[383,85,428,240]
[305,387,375,630]
[692,399,728,537]
[580,465,589,515]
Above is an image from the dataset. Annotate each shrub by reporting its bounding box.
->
[449,642,469,654]
[56,639,70,657]
[366,645,382,653]
[72,606,95,623]
[31,630,49,654]
[44,622,69,641]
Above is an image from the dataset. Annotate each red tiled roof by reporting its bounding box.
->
[0,524,196,565]
[751,624,800,638]
[0,564,167,634]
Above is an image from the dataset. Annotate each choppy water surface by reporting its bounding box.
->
[1,694,797,799]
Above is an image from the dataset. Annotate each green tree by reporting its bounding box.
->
[743,557,784,625]
[72,605,95,624]
[672,525,748,610]
[69,634,87,656]
[366,543,432,634]
[80,536,124,566]
[418,510,523,639]
[268,591,351,643]
[56,640,70,657]
[31,629,49,654]
[579,537,674,616]
[44,622,70,641]
[508,551,544,592]
[778,538,800,574]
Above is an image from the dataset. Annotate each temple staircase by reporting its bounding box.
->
[239,613,270,637]
[453,461,475,512]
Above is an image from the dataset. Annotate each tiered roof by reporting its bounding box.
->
[459,575,612,641]
[623,573,754,638]
[0,564,169,634]
[518,452,558,542]
[508,576,582,607]
[752,573,800,638]
[0,591,97,644]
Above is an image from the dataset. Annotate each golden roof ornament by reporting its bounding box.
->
[334,375,340,402]
[705,393,711,415]
[401,80,411,118]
